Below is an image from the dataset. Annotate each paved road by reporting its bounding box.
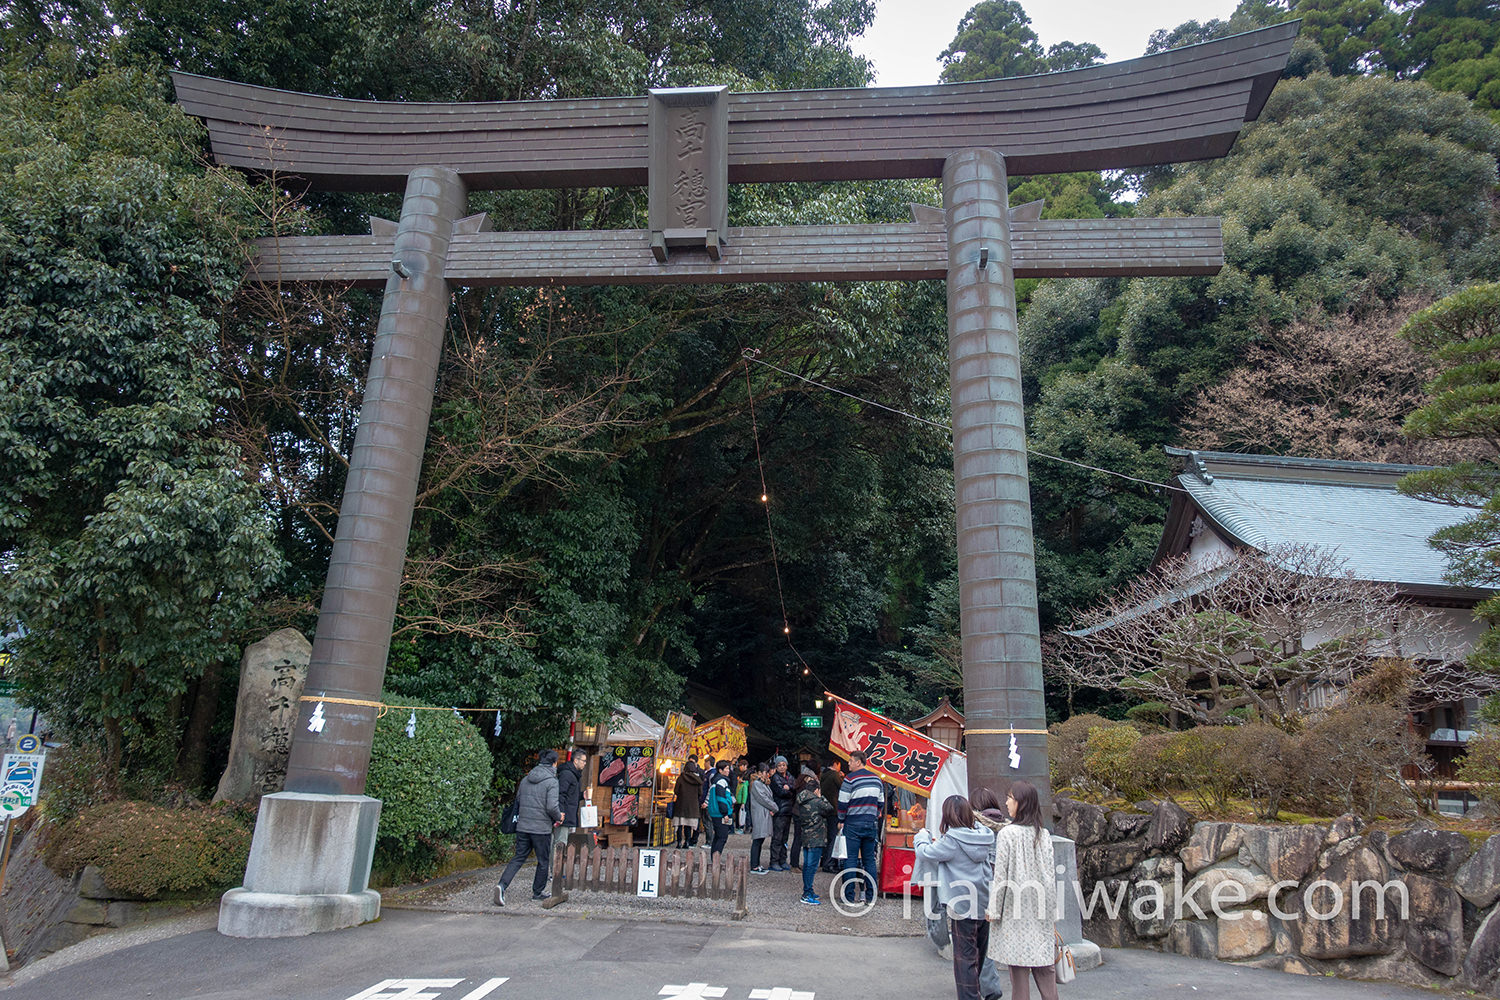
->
[0,908,1469,1000]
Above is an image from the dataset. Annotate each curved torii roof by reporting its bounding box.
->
[172,22,1298,193]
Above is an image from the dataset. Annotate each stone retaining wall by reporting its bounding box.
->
[0,826,207,966]
[1056,797,1499,996]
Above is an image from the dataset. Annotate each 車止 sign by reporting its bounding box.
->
[826,695,951,796]
[637,848,661,898]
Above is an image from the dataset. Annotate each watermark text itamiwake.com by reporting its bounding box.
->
[827,866,1410,923]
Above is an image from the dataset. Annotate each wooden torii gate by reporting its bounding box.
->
[178,22,1297,937]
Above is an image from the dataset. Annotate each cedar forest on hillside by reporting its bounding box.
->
[2,0,1499,801]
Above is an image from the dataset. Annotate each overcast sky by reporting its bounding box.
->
[852,0,1244,88]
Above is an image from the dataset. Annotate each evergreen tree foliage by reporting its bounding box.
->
[0,65,281,786]
[1397,283,1500,675]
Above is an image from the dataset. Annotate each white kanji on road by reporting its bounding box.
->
[749,989,815,1000]
[345,980,463,1000]
[658,985,728,999]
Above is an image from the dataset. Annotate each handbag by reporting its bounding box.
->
[500,800,519,835]
[578,803,599,828]
[1054,929,1077,984]
[831,832,848,860]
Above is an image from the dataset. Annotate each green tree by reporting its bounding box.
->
[1397,283,1500,674]
[938,0,1103,83]
[0,67,281,788]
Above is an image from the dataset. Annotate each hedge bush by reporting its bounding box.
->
[366,694,494,878]
[1049,710,1430,820]
[45,800,253,898]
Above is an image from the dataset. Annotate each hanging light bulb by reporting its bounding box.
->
[783,625,791,634]
[760,493,768,503]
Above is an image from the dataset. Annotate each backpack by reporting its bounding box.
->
[500,799,519,835]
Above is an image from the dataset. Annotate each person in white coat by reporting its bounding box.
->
[987,779,1058,1000]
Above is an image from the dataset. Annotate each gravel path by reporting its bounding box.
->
[381,833,928,940]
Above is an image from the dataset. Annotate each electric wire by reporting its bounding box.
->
[740,350,1188,495]
[741,349,1446,545]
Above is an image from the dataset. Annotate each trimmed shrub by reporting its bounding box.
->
[1161,728,1238,815]
[45,801,253,898]
[1126,731,1177,799]
[1222,723,1296,819]
[1082,724,1144,800]
[366,694,494,879]
[1048,713,1120,791]
[38,740,111,825]
[1299,704,1424,818]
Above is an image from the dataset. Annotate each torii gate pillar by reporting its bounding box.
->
[219,166,468,938]
[943,150,1048,813]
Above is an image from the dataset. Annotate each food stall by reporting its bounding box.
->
[688,714,748,765]
[577,705,664,849]
[826,694,960,896]
[649,710,696,846]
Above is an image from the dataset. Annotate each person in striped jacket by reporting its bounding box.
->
[837,750,885,904]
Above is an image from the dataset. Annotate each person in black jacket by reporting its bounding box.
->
[819,759,843,872]
[769,755,796,871]
[551,749,587,875]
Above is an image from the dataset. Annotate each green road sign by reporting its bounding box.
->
[801,714,822,729]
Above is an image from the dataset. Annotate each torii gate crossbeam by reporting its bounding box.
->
[181,22,1297,939]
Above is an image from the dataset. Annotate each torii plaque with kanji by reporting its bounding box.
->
[177,21,1298,937]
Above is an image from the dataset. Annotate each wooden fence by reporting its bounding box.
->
[548,845,748,919]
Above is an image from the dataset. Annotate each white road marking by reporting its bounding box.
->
[344,980,464,1000]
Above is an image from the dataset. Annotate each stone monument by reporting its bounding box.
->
[214,628,311,802]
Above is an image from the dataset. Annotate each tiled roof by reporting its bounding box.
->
[1169,449,1486,592]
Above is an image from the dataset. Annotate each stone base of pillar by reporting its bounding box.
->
[218,791,382,938]
[1053,834,1104,972]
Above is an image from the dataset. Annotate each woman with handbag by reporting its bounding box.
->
[914,795,995,1000]
[987,779,1060,1000]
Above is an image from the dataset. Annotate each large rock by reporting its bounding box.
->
[214,628,311,802]
[1403,874,1465,977]
[1127,857,1179,939]
[1107,811,1151,842]
[1324,813,1364,846]
[1165,920,1217,961]
[1081,878,1135,947]
[1217,909,1274,960]
[1079,840,1147,885]
[1331,952,1452,989]
[1055,798,1108,847]
[1148,800,1193,854]
[1387,829,1472,877]
[1182,822,1244,873]
[1294,840,1404,960]
[1238,824,1326,884]
[1465,907,1500,997]
[1456,835,1500,909]
[1182,865,1276,912]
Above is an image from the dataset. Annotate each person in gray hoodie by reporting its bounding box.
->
[496,749,562,906]
[914,795,994,1000]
